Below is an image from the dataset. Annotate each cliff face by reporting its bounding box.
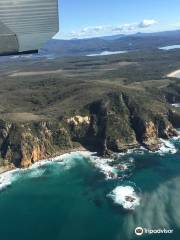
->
[0,91,179,169]
[85,92,178,154]
[0,121,73,168]
[86,93,138,154]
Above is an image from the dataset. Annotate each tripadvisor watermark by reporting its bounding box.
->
[135,226,174,236]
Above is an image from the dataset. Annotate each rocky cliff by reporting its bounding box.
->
[0,121,73,168]
[0,90,179,169]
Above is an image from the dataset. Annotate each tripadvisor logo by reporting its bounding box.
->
[135,227,144,236]
[135,226,174,236]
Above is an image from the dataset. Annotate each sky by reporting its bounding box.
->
[55,0,180,39]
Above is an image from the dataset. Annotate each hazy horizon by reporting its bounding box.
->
[55,0,180,39]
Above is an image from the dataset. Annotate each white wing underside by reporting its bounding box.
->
[0,0,59,54]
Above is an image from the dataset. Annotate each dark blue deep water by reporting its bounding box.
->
[0,137,179,240]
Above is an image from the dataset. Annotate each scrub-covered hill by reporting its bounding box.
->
[0,48,179,169]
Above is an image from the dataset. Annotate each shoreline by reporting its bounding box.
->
[0,131,179,177]
[0,146,88,176]
[0,165,15,175]
[0,147,95,192]
[167,69,180,78]
[0,134,179,197]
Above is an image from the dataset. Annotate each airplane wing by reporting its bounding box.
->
[0,0,59,55]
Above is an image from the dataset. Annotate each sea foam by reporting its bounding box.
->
[158,139,177,155]
[89,153,135,180]
[0,169,19,192]
[88,156,117,179]
[107,186,140,210]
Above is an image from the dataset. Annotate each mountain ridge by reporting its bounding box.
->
[41,29,180,56]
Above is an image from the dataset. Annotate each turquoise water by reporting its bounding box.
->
[0,138,180,240]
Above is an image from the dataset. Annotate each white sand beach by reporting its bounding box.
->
[167,69,180,78]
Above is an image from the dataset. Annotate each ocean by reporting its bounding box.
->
[0,136,179,240]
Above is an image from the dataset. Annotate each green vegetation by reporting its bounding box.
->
[0,49,180,120]
[0,46,179,167]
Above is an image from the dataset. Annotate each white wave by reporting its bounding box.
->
[0,151,90,192]
[117,146,146,157]
[172,136,180,141]
[23,151,92,170]
[107,186,140,210]
[0,169,20,192]
[113,135,179,157]
[54,151,91,170]
[117,149,136,156]
[0,173,12,191]
[172,130,180,141]
[49,151,92,163]
[88,152,136,180]
[93,159,116,179]
[0,165,50,192]
[89,155,119,179]
[29,160,52,169]
[158,139,177,155]
[76,151,96,158]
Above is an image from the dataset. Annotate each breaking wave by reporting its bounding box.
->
[89,154,135,180]
[107,185,141,210]
[0,151,89,192]
[0,132,179,197]
[158,139,177,155]
[0,169,18,192]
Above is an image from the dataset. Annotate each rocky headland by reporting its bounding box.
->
[0,89,179,170]
[0,50,180,171]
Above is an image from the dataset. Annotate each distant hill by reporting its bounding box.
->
[41,38,108,56]
[100,34,125,40]
[41,29,180,57]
